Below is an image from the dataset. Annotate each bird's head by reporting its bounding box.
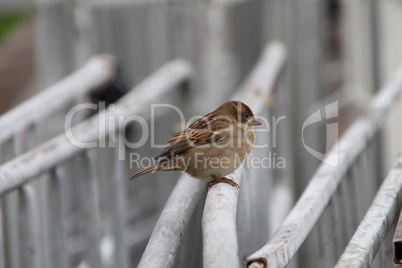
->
[214,101,262,126]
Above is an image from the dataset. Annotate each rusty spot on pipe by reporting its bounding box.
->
[266,97,274,108]
[396,162,402,169]
[41,143,59,153]
[253,88,262,97]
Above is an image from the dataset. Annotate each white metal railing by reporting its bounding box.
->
[0,54,117,268]
[137,41,286,268]
[202,41,286,268]
[0,55,116,153]
[0,60,192,268]
[335,153,402,267]
[2,43,400,268]
[0,59,191,193]
[246,66,402,268]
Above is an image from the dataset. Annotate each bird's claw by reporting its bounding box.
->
[208,177,239,189]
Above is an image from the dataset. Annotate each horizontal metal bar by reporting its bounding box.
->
[246,66,402,268]
[203,41,286,268]
[137,41,287,268]
[334,155,402,267]
[202,169,242,268]
[232,41,287,112]
[0,55,117,145]
[0,59,192,195]
[137,175,205,268]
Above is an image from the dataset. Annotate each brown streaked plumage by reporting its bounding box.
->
[130,101,262,188]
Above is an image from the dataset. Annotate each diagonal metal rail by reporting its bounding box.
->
[202,41,286,268]
[0,59,192,268]
[137,41,286,268]
[246,66,402,268]
[0,55,116,145]
[0,59,192,194]
[0,54,117,268]
[334,153,402,267]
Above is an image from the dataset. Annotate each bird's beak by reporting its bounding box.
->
[248,118,262,126]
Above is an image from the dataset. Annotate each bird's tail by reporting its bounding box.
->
[130,164,158,180]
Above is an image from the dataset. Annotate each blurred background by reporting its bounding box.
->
[1,0,402,267]
[2,0,402,169]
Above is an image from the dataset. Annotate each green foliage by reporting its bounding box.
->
[0,11,27,45]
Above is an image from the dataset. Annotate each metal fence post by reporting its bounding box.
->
[18,185,41,268]
[47,169,68,268]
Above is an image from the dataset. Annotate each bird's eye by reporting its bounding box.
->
[244,114,249,119]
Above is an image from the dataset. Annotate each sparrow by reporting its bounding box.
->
[130,101,262,188]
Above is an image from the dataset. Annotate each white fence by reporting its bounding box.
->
[2,40,402,268]
[2,0,402,267]
[246,66,402,268]
[138,41,286,268]
[0,55,117,268]
[0,59,192,268]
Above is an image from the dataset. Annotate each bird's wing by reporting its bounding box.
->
[155,114,229,160]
